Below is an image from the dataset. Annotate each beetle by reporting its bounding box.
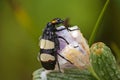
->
[39,18,72,70]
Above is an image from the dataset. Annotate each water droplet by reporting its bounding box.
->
[110,72,114,77]
[98,59,101,64]
[115,70,120,76]
[100,71,104,76]
[93,60,96,63]
[105,64,109,67]
[111,65,116,70]
[117,75,120,78]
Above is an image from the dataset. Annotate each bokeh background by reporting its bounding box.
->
[0,0,120,80]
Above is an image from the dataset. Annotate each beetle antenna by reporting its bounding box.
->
[63,18,70,28]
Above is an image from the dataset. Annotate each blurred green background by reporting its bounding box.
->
[0,0,120,80]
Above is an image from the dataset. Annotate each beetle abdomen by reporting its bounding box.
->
[40,53,56,70]
[40,39,55,49]
[40,39,57,70]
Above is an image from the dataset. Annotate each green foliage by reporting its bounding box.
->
[0,0,120,80]
[89,0,109,45]
[90,42,120,80]
[33,68,97,80]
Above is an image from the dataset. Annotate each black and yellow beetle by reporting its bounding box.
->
[39,18,72,70]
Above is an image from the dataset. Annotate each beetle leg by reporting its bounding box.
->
[56,55,61,72]
[58,54,73,64]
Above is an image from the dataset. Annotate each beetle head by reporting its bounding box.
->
[51,18,64,24]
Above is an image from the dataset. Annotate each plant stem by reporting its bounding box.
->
[87,65,100,80]
[111,42,120,63]
[89,0,110,46]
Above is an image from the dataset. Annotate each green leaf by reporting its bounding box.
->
[89,0,110,46]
